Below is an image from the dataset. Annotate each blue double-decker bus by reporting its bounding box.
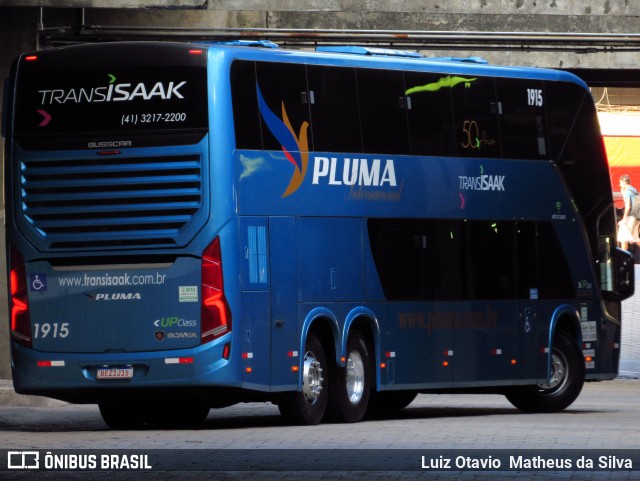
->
[2,41,634,427]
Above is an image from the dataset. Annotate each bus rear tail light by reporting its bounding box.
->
[9,246,32,347]
[201,237,231,344]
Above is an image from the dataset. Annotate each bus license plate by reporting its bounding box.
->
[97,366,134,380]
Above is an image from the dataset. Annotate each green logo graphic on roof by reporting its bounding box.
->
[405,76,477,95]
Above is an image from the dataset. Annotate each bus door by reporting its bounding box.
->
[516,302,540,382]
[515,221,542,382]
[516,221,579,383]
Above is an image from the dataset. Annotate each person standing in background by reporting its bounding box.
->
[617,174,640,251]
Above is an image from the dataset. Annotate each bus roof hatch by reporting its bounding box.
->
[208,39,279,48]
[316,46,423,58]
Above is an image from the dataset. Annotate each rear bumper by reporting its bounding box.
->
[10,334,242,404]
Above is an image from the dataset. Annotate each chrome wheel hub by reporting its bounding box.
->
[539,350,568,391]
[346,350,365,404]
[302,351,323,404]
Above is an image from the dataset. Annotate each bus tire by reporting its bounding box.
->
[328,331,371,423]
[99,402,145,430]
[277,332,328,425]
[505,331,585,413]
[367,391,417,412]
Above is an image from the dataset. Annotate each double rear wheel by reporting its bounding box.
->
[277,332,329,425]
[278,330,373,424]
[328,331,372,423]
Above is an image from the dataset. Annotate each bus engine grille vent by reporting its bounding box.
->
[19,154,205,250]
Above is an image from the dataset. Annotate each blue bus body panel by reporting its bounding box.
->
[237,151,573,221]
[297,217,365,302]
[10,333,238,396]
[26,258,201,353]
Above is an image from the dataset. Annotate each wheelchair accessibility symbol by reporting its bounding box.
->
[30,273,47,292]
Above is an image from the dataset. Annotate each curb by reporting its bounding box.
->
[618,360,640,380]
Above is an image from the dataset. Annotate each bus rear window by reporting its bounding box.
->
[13,44,208,140]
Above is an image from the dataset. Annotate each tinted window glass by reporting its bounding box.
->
[231,61,261,150]
[404,71,455,156]
[14,43,209,139]
[256,62,310,152]
[367,219,422,300]
[451,76,500,158]
[516,222,538,299]
[496,78,548,159]
[15,66,208,136]
[307,65,362,153]
[546,81,585,163]
[467,221,516,300]
[538,222,576,299]
[547,81,611,256]
[369,219,571,301]
[356,68,409,155]
[558,97,608,178]
[422,219,467,300]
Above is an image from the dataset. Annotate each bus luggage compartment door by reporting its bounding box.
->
[268,217,299,391]
[239,217,271,390]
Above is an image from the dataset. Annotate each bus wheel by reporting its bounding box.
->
[278,332,328,425]
[328,331,371,423]
[367,391,417,412]
[505,331,585,413]
[99,402,145,430]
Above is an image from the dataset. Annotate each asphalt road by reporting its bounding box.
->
[0,378,638,481]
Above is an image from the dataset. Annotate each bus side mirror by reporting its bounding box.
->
[604,248,634,302]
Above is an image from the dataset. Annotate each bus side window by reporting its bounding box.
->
[546,81,585,167]
[307,65,362,154]
[547,82,612,258]
[367,218,423,300]
[451,76,500,158]
[537,222,576,299]
[357,68,410,155]
[422,219,466,300]
[466,221,516,300]
[256,62,310,152]
[404,71,455,157]
[496,78,548,160]
[231,61,262,150]
[230,61,261,150]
